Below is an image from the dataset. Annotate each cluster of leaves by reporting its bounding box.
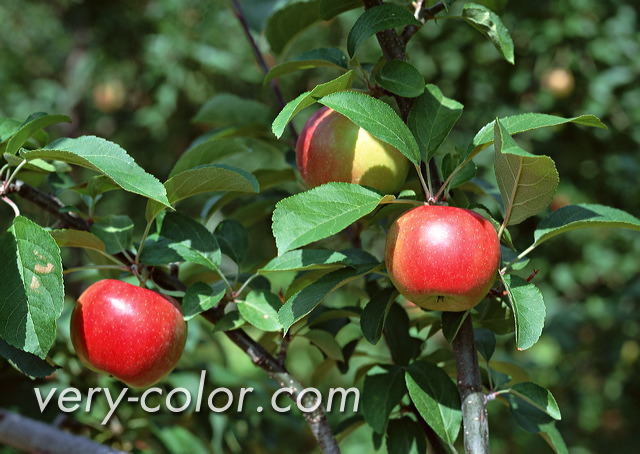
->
[1,1,640,453]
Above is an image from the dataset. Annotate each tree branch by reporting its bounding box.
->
[0,408,126,454]
[229,0,298,142]
[452,315,490,454]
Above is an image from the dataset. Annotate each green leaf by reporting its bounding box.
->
[91,215,134,255]
[0,216,64,359]
[319,91,421,165]
[49,229,107,254]
[259,249,349,273]
[468,113,606,159]
[501,274,545,350]
[154,425,210,454]
[3,153,56,173]
[140,212,221,271]
[169,138,250,178]
[146,164,259,222]
[509,382,561,421]
[532,204,640,248]
[406,360,462,445]
[0,338,58,378]
[192,94,271,127]
[279,263,380,333]
[21,136,171,208]
[347,3,420,57]
[360,288,397,344]
[239,290,282,332]
[272,182,386,255]
[462,3,514,64]
[375,60,425,98]
[182,282,226,321]
[0,117,22,142]
[271,71,356,138]
[385,417,427,454]
[265,1,321,55]
[304,329,344,361]
[265,48,348,84]
[4,113,71,156]
[215,219,249,265]
[408,84,464,161]
[362,366,406,433]
[494,120,559,225]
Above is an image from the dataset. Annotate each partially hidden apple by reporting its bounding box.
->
[384,205,501,312]
[296,106,410,194]
[70,279,187,387]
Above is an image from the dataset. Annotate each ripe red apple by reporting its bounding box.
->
[296,106,410,194]
[384,205,500,312]
[70,279,187,387]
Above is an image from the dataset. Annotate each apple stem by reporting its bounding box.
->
[414,163,433,201]
[451,314,490,454]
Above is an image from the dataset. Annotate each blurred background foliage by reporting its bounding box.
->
[0,0,638,453]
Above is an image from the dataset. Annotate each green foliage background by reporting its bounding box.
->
[1,0,638,453]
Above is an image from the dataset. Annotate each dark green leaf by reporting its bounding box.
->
[182,282,226,321]
[408,84,464,161]
[318,0,362,20]
[272,182,386,255]
[271,71,356,138]
[441,311,469,344]
[406,360,462,444]
[319,91,421,164]
[362,366,407,433]
[265,1,322,54]
[0,338,58,378]
[215,219,249,265]
[509,382,561,420]
[474,328,497,361]
[22,136,171,208]
[0,216,64,358]
[91,215,134,255]
[347,4,420,57]
[375,60,424,98]
[212,311,245,333]
[384,303,422,366]
[140,212,221,271]
[239,290,282,331]
[385,417,428,454]
[279,263,379,332]
[361,288,397,344]
[462,3,514,64]
[508,395,568,454]
[169,138,250,177]
[501,274,545,350]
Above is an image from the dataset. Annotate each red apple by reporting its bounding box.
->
[384,205,500,312]
[296,106,410,194]
[70,279,187,387]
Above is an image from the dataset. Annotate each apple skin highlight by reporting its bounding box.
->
[70,279,187,388]
[385,205,501,312]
